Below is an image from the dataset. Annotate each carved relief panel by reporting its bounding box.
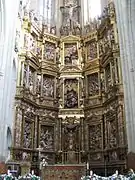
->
[40,125,54,151]
[88,73,99,96]
[30,33,38,55]
[117,103,125,146]
[62,123,79,152]
[99,27,115,56]
[89,124,102,151]
[24,33,37,54]
[42,75,54,98]
[44,41,56,62]
[64,43,78,65]
[23,117,34,149]
[106,28,115,48]
[107,120,117,148]
[64,79,78,108]
[87,41,97,61]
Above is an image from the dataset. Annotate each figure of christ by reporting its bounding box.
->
[62,4,80,31]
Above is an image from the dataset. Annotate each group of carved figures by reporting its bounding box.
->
[99,28,115,55]
[87,41,97,60]
[88,73,99,96]
[64,79,78,108]
[23,66,54,98]
[64,43,78,65]
[40,126,54,151]
[44,42,56,62]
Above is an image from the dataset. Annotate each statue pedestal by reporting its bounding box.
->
[42,164,85,180]
[20,162,31,176]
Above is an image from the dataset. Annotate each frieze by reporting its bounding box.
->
[60,66,82,72]
[37,109,58,118]
[60,35,81,43]
[41,62,59,73]
[39,116,55,123]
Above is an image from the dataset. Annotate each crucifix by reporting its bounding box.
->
[60,4,80,33]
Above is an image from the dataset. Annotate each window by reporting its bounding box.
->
[39,0,54,25]
[84,0,101,24]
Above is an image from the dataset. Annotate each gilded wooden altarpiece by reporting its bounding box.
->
[11,1,127,175]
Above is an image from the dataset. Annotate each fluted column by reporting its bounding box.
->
[114,0,135,162]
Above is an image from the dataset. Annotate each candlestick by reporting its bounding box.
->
[87,162,89,170]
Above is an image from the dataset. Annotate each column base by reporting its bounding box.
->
[127,152,135,169]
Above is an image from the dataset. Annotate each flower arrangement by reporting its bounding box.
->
[81,169,135,180]
[18,173,40,180]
